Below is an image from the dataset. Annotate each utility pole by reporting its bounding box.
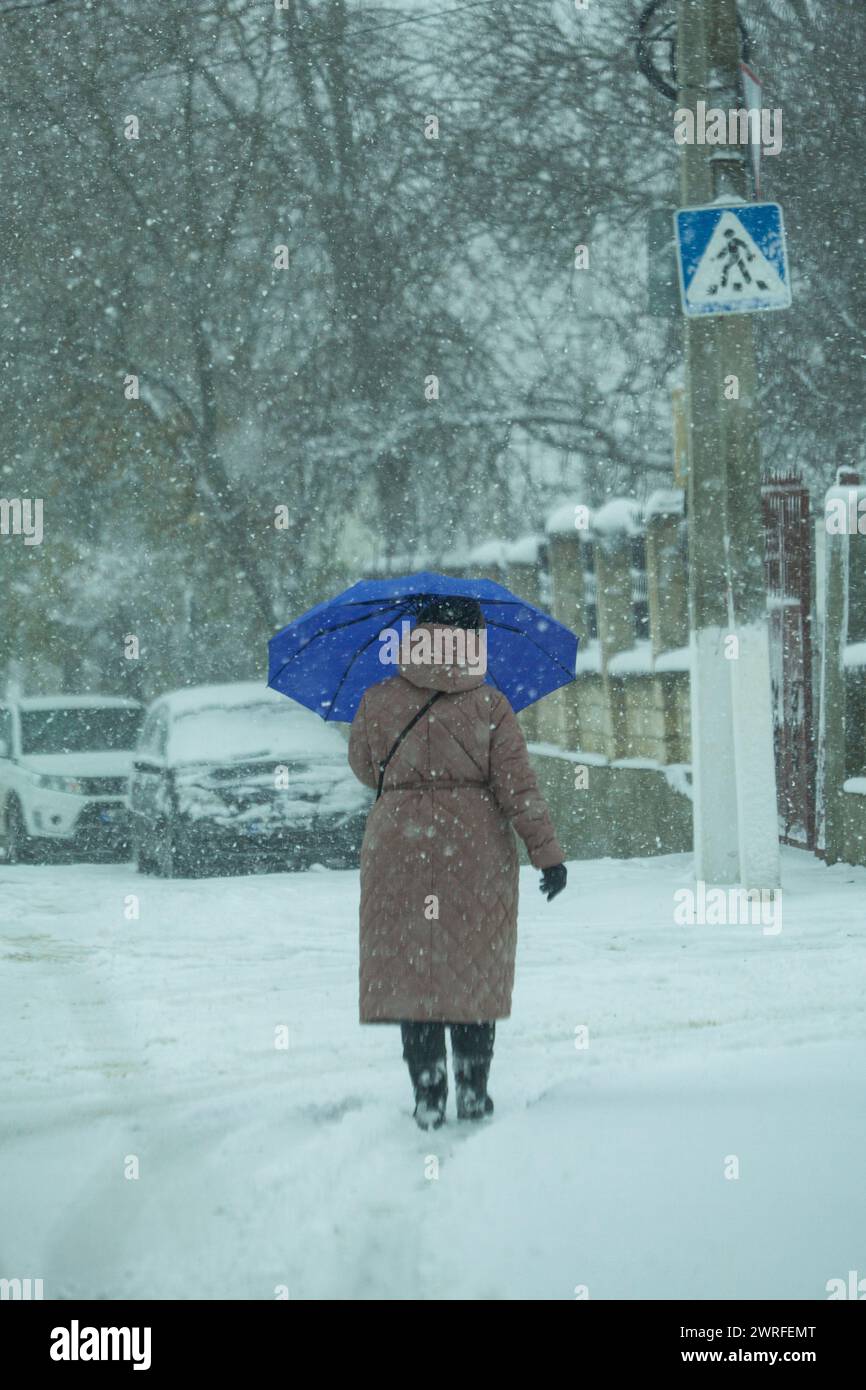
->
[678,0,780,889]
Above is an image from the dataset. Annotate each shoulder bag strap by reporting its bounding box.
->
[376,690,445,801]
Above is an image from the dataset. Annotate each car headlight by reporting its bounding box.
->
[37,774,85,795]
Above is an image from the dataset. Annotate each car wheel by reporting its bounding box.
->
[134,828,153,875]
[3,799,38,865]
[155,821,192,879]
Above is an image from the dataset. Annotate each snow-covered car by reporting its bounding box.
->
[0,695,144,863]
[129,682,372,877]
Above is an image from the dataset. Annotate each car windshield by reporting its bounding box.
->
[170,702,342,765]
[20,706,143,755]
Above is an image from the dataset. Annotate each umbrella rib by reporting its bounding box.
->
[269,603,406,687]
[484,617,578,684]
[325,603,417,717]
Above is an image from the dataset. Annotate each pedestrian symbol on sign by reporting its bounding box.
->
[674,203,791,317]
[709,227,769,295]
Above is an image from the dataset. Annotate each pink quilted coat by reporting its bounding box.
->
[347,625,565,1023]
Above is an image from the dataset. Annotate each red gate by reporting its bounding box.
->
[762,475,815,848]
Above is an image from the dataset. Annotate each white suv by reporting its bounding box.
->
[0,696,143,863]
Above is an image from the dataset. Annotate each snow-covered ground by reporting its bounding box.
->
[1,849,864,1301]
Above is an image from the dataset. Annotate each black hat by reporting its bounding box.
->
[413,595,484,630]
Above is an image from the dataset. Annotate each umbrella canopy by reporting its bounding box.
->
[267,571,579,722]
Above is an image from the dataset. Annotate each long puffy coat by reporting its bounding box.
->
[347,627,565,1023]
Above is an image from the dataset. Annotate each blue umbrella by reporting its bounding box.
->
[267,571,579,722]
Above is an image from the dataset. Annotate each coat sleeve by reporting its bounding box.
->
[348,692,379,790]
[488,695,565,870]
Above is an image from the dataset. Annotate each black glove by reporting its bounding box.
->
[539,863,567,902]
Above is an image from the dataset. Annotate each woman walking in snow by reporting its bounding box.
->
[348,595,567,1130]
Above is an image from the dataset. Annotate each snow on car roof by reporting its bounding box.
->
[152,681,283,715]
[15,695,143,710]
[155,682,348,764]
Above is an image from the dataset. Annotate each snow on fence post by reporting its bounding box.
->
[645,491,688,659]
[545,504,590,635]
[644,492,691,768]
[544,503,591,748]
[439,544,473,581]
[592,501,643,761]
[464,539,508,584]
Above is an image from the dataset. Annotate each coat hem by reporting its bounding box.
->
[361,1011,512,1024]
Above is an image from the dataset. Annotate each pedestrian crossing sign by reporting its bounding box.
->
[673,202,791,317]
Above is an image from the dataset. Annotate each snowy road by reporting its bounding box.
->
[1,849,865,1300]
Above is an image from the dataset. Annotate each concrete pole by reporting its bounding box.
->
[678,0,780,888]
[679,0,740,884]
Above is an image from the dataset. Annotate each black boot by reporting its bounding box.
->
[401,1023,447,1129]
[451,1023,495,1121]
[411,1059,448,1130]
[453,1057,494,1119]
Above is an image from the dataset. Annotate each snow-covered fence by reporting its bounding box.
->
[521,492,692,858]
[539,492,690,767]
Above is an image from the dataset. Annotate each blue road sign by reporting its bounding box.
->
[673,202,791,317]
